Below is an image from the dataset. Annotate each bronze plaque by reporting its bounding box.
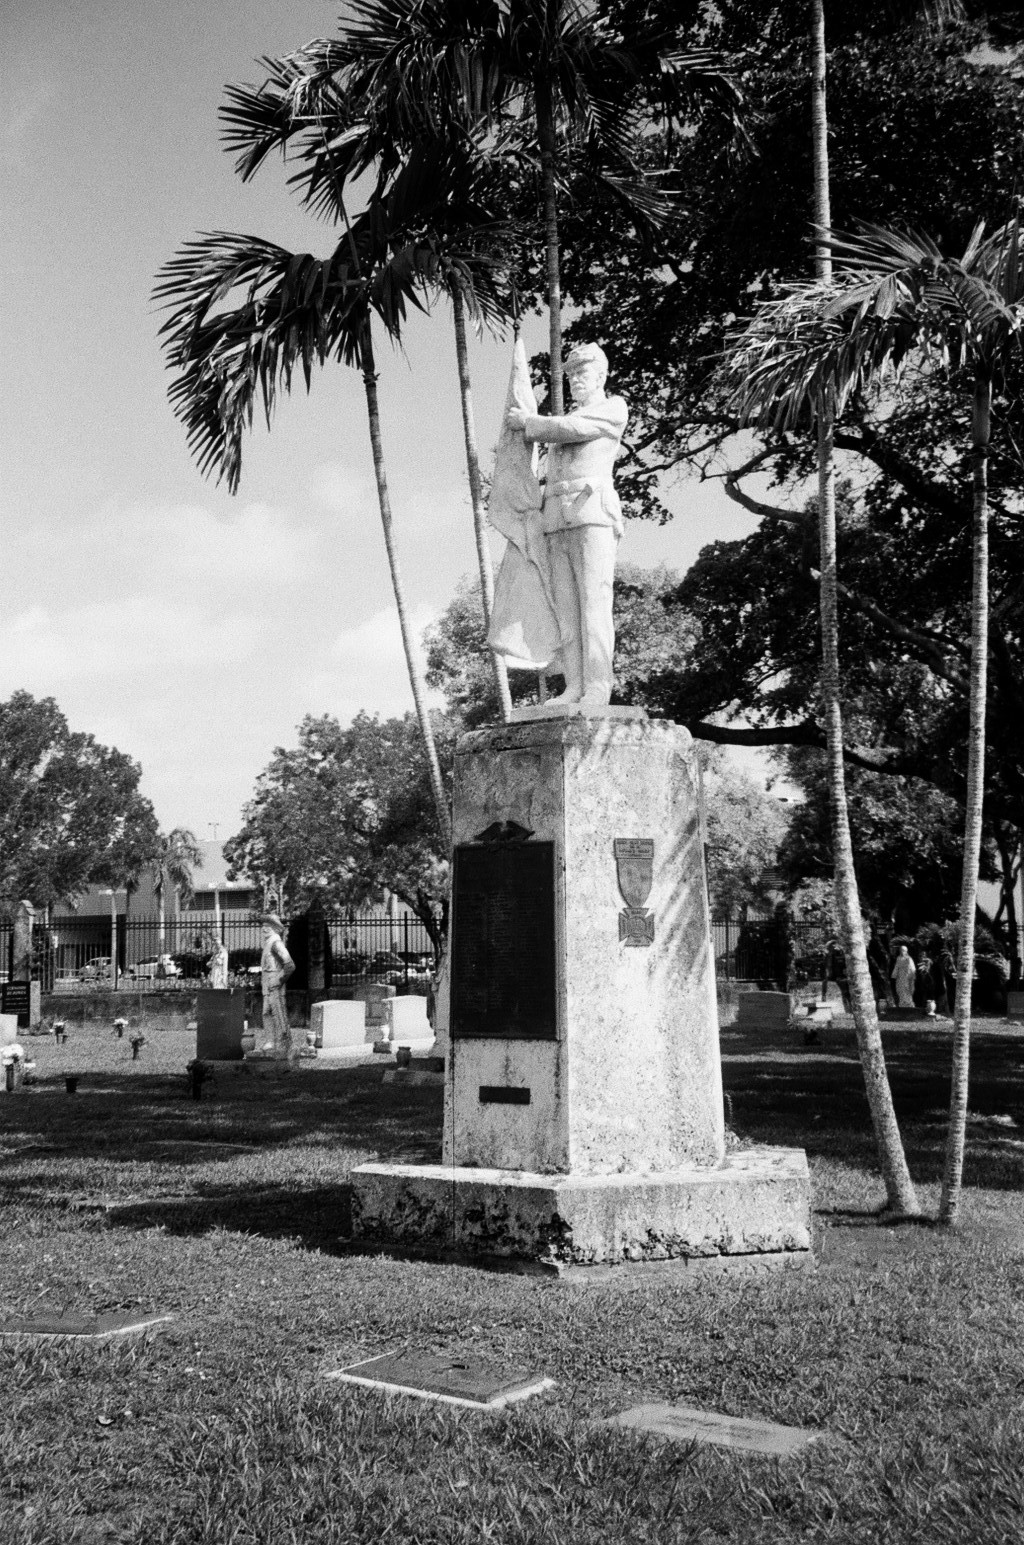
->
[614,837,655,947]
[451,841,557,1039]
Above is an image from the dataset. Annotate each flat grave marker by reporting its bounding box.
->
[603,1403,823,1457]
[326,1348,554,1410]
[0,1309,173,1341]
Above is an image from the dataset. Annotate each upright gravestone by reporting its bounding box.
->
[351,711,810,1269]
[195,988,247,1060]
[9,901,40,1029]
[354,982,395,1044]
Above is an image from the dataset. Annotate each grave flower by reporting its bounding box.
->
[2,1042,30,1092]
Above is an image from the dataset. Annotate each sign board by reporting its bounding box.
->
[451,841,557,1040]
[1,981,31,1029]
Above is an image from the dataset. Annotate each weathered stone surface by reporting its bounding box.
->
[603,1403,822,1456]
[444,717,724,1177]
[350,1148,811,1267]
[313,999,368,1051]
[1006,991,1024,1023]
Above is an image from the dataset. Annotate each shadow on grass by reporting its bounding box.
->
[721,1024,1024,1190]
[4,1064,443,1162]
[107,1182,359,1253]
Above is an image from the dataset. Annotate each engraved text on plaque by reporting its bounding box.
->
[451,841,557,1039]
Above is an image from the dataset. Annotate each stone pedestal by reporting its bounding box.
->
[350,714,809,1269]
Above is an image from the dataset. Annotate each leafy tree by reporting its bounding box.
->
[779,751,987,930]
[224,712,455,957]
[702,752,791,917]
[0,691,160,913]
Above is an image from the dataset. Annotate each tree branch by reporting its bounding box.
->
[686,717,921,775]
[832,423,970,523]
[721,448,809,527]
[807,569,970,683]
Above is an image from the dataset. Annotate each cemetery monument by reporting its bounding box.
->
[350,344,810,1270]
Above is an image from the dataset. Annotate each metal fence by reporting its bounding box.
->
[1,912,437,993]
[4,911,1022,995]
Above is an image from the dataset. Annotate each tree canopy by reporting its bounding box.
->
[224,711,456,951]
[0,692,160,913]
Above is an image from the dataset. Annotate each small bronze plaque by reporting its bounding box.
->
[614,837,655,948]
[479,1085,531,1105]
[451,840,556,1039]
[331,1349,554,1408]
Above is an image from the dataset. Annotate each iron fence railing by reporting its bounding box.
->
[1,911,437,992]
[3,913,1022,995]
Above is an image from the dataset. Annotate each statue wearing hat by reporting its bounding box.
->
[490,340,628,708]
[260,913,296,1059]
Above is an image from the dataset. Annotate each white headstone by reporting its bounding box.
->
[312,1000,368,1051]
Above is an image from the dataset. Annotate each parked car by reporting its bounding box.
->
[79,957,112,981]
[126,954,181,982]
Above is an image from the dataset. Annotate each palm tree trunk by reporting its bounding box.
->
[451,283,512,722]
[939,373,992,1224]
[535,70,563,413]
[818,417,921,1216]
[359,317,453,851]
[810,0,919,1215]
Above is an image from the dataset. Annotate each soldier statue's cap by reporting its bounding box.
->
[261,913,284,932]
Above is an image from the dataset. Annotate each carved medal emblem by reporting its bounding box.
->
[614,838,655,947]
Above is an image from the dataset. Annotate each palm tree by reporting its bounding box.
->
[152,827,202,960]
[221,51,517,721]
[804,0,919,1216]
[246,1,738,414]
[722,215,1024,1224]
[154,170,484,847]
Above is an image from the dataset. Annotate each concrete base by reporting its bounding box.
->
[349,1147,811,1269]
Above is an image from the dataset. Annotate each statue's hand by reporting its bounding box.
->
[506,406,528,432]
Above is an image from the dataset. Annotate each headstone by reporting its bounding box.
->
[603,1404,823,1457]
[0,1013,18,1046]
[12,900,34,988]
[354,983,395,1041]
[313,999,368,1052]
[390,995,432,1042]
[1006,991,1024,1023]
[195,988,247,1060]
[327,1349,554,1410]
[735,992,791,1029]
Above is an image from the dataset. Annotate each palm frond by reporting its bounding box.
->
[154,232,363,491]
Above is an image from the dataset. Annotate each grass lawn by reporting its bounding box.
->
[1,1018,1023,1544]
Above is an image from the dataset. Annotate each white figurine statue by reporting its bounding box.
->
[208,939,229,990]
[488,340,628,709]
[891,945,917,1009]
[260,913,296,1058]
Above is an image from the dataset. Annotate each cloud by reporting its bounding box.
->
[0,597,261,692]
[309,461,374,513]
[304,604,445,722]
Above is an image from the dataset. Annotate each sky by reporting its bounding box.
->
[1,0,768,843]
